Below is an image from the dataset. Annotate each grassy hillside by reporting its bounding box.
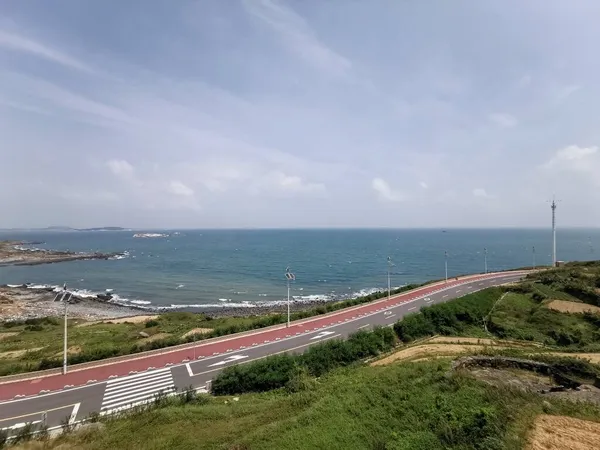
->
[29,360,600,450]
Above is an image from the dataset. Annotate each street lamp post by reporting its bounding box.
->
[60,283,70,375]
[484,248,488,274]
[285,267,295,328]
[532,246,536,270]
[444,251,448,283]
[387,257,392,302]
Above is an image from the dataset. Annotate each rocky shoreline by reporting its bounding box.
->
[0,240,126,267]
[0,285,142,322]
[0,283,353,323]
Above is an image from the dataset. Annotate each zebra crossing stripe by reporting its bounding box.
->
[100,368,175,414]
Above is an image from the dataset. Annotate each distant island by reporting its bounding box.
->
[0,226,129,232]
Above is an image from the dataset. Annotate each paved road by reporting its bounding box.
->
[0,271,527,434]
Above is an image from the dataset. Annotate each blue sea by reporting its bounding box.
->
[0,229,598,310]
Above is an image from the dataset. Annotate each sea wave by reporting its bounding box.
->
[10,281,405,312]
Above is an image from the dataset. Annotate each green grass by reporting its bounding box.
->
[531,283,579,301]
[489,292,600,349]
[46,360,600,450]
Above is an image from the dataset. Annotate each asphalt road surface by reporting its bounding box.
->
[0,271,527,435]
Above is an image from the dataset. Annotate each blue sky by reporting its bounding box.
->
[1,0,599,228]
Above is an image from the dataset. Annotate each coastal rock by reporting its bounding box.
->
[96,293,113,301]
[139,331,150,338]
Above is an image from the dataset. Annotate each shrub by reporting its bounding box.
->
[145,319,159,328]
[211,327,396,395]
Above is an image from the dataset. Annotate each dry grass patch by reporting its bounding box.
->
[137,332,171,344]
[182,328,212,339]
[371,344,514,366]
[527,415,600,450]
[76,315,159,327]
[0,347,44,359]
[546,300,600,315]
[0,332,18,340]
[429,336,543,347]
[544,352,600,365]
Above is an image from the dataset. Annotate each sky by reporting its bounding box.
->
[1,0,599,229]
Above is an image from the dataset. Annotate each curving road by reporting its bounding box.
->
[0,270,528,434]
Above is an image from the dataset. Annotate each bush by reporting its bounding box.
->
[393,288,503,342]
[212,327,396,395]
[212,354,297,395]
[145,319,159,328]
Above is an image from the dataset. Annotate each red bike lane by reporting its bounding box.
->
[0,271,525,401]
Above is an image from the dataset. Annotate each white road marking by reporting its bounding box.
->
[309,331,336,340]
[443,294,448,298]
[358,324,370,329]
[408,306,416,311]
[100,368,174,414]
[69,403,80,424]
[207,355,249,367]
[386,314,396,319]
[456,290,462,293]
[186,363,193,377]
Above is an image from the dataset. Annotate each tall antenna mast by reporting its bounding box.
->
[549,196,561,267]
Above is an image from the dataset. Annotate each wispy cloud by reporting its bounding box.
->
[489,113,517,128]
[372,178,406,202]
[242,0,351,77]
[0,29,94,73]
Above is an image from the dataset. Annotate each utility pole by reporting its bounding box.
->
[387,256,392,301]
[484,248,488,274]
[551,198,557,267]
[61,283,70,375]
[285,267,295,328]
[444,251,448,282]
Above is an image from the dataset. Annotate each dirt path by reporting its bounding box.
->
[371,343,514,366]
[546,300,600,315]
[527,415,600,450]
[372,337,600,366]
[77,315,159,327]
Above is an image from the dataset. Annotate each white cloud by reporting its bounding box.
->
[489,113,517,128]
[260,170,325,194]
[517,75,532,88]
[556,84,581,102]
[242,0,351,76]
[472,188,490,198]
[372,178,406,202]
[168,180,194,197]
[419,181,428,189]
[106,159,134,178]
[542,145,598,172]
[0,30,94,73]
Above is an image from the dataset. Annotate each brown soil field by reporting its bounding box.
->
[527,415,600,450]
[546,300,600,315]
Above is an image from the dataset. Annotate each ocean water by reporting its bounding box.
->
[0,229,598,311]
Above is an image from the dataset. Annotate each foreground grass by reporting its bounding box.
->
[38,360,600,450]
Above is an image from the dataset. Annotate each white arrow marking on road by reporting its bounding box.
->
[208,355,248,367]
[310,331,336,340]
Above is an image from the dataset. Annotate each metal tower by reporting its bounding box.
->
[551,198,557,267]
